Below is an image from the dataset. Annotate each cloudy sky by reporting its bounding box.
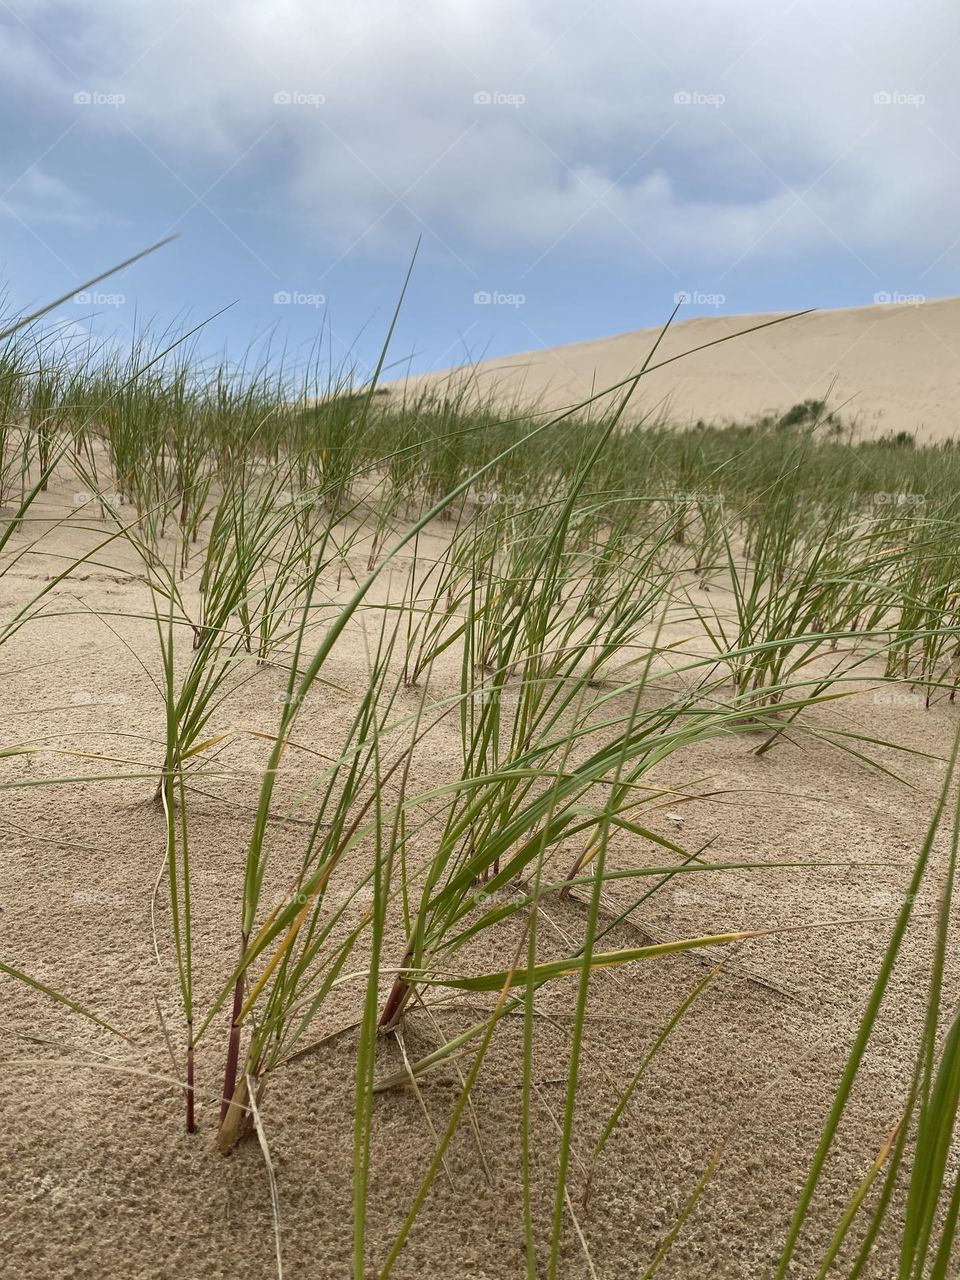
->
[2,0,958,382]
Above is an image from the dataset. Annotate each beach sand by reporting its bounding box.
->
[0,472,954,1279]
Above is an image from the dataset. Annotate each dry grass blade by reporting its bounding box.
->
[246,1072,284,1280]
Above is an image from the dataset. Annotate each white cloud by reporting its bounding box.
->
[0,165,115,229]
[7,0,960,276]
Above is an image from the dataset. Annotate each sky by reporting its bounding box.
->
[2,0,959,386]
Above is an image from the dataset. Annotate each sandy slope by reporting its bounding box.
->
[389,297,960,441]
[1,476,957,1279]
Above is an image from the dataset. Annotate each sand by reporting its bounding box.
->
[388,296,960,442]
[0,473,956,1279]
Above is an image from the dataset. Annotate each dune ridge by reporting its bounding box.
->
[390,296,960,440]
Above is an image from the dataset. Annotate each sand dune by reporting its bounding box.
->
[391,296,960,441]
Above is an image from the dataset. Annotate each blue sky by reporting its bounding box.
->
[2,0,959,385]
